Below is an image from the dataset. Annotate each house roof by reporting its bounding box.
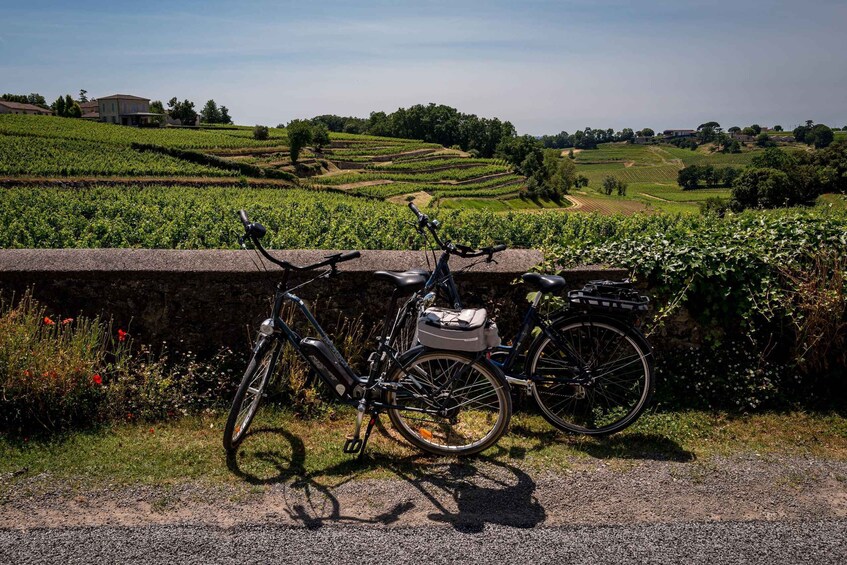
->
[81,112,100,119]
[0,100,51,112]
[79,101,99,110]
[97,94,150,101]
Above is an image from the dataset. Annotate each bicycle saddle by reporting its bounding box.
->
[521,273,566,293]
[374,270,428,291]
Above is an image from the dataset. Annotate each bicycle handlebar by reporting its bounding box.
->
[406,203,506,259]
[238,210,360,271]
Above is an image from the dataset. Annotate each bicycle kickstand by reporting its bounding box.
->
[356,413,379,460]
[342,403,379,459]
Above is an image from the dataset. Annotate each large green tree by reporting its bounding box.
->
[286,119,313,163]
[200,99,222,124]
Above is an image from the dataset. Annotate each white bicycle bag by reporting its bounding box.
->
[416,307,501,352]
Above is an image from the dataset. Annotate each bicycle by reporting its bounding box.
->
[223,210,512,458]
[390,203,655,436]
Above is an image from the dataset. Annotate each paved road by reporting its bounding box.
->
[2,520,846,564]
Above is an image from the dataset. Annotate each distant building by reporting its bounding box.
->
[0,100,52,115]
[97,94,162,126]
[79,100,99,120]
[662,129,696,138]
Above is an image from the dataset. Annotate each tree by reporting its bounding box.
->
[78,89,88,103]
[807,124,834,149]
[149,101,166,126]
[219,106,232,125]
[773,125,783,132]
[64,94,74,116]
[731,168,792,210]
[497,135,543,176]
[749,124,762,135]
[756,133,775,147]
[639,128,655,138]
[253,125,269,140]
[721,167,740,186]
[312,123,330,151]
[52,96,66,117]
[697,121,721,131]
[286,119,313,163]
[67,101,82,118]
[678,165,701,190]
[600,175,626,196]
[167,97,197,125]
[618,128,634,143]
[742,126,757,136]
[702,164,719,187]
[728,126,741,133]
[574,175,589,188]
[200,99,222,124]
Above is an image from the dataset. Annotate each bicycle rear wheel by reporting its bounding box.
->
[386,349,511,456]
[529,315,653,436]
[223,338,281,452]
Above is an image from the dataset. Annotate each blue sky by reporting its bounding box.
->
[1,0,845,134]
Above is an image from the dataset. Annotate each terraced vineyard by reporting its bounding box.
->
[0,114,787,216]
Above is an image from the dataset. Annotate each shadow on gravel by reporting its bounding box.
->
[227,426,545,532]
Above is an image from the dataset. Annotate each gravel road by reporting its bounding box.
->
[3,454,846,563]
[2,520,846,564]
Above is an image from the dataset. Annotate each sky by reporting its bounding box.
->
[1,0,845,135]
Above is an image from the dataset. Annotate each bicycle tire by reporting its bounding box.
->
[528,314,654,436]
[386,348,511,456]
[223,338,281,453]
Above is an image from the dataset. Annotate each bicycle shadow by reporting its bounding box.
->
[508,422,695,463]
[226,426,545,532]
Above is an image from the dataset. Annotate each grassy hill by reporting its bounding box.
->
[0,115,815,216]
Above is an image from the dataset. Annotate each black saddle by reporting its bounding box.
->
[521,272,566,293]
[374,270,429,291]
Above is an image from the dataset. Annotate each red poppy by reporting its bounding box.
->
[149,427,155,434]
[117,329,128,342]
[92,374,103,385]
[23,370,31,378]
[43,317,55,326]
[62,318,74,325]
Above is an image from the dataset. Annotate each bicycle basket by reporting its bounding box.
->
[568,280,649,313]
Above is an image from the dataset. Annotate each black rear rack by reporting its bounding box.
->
[568,280,649,313]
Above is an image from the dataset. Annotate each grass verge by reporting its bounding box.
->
[2,408,845,492]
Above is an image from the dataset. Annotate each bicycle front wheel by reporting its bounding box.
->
[386,349,511,456]
[223,338,281,452]
[529,315,654,436]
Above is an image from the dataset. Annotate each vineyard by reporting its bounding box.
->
[1,184,843,252]
[0,135,235,177]
[0,114,800,217]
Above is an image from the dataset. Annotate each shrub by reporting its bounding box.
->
[253,125,269,140]
[0,292,122,432]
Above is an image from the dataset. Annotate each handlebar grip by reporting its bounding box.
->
[238,209,249,228]
[408,202,422,218]
[492,244,507,253]
[337,251,361,263]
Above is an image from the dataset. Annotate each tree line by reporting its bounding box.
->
[309,104,516,158]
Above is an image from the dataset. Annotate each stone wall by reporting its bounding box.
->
[0,249,626,356]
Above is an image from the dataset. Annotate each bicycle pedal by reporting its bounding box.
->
[342,437,363,454]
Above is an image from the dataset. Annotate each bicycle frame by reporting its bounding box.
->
[263,280,481,417]
[400,245,593,389]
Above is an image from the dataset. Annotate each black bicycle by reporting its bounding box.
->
[391,203,655,436]
[223,210,512,457]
